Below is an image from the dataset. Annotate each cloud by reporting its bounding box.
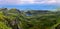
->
[17,0,57,4]
[57,0,60,4]
[0,0,58,5]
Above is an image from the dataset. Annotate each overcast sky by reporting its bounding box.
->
[0,0,59,10]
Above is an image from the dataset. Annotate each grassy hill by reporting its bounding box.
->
[0,8,60,29]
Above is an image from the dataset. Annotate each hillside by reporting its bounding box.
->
[0,8,60,29]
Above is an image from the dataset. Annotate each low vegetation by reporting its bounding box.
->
[0,8,60,29]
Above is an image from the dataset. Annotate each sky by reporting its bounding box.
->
[0,0,59,10]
